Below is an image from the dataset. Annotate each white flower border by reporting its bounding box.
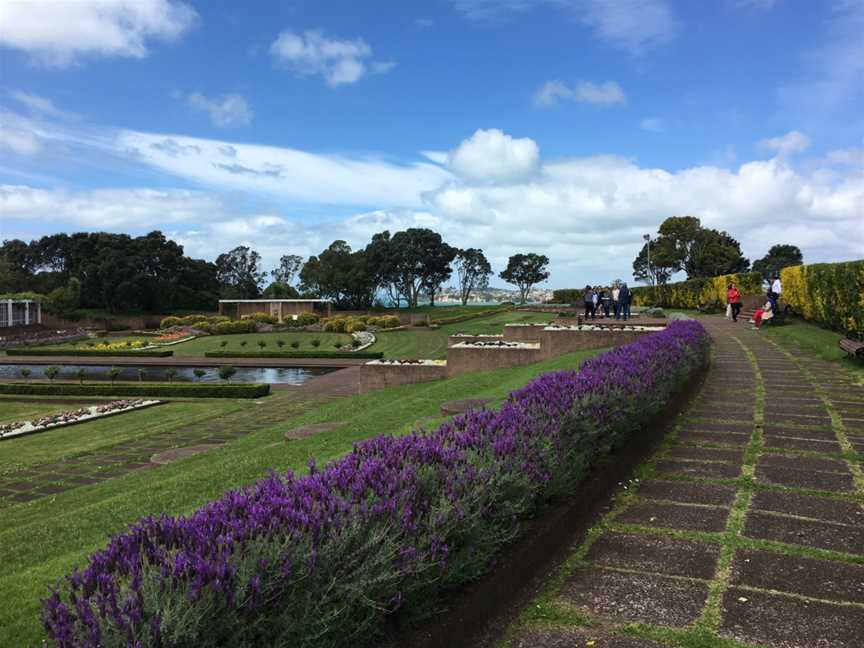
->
[0,400,163,441]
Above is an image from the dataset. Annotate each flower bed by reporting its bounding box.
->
[42,321,710,647]
[0,399,161,440]
[366,358,447,366]
[8,349,174,357]
[0,328,89,349]
[0,382,270,399]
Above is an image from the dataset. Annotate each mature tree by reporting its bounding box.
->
[262,281,300,298]
[499,253,550,304]
[752,244,803,281]
[299,241,376,309]
[215,246,266,299]
[634,216,750,282]
[419,239,457,307]
[271,254,303,286]
[454,248,493,305]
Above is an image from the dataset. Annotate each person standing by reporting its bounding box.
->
[612,283,621,320]
[769,274,782,315]
[619,282,631,321]
[727,282,742,323]
[583,285,594,320]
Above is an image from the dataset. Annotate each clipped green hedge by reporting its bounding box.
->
[6,349,174,357]
[552,289,583,304]
[781,260,864,334]
[0,382,270,398]
[204,351,383,360]
[630,272,763,308]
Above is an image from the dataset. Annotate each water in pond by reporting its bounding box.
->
[0,364,334,385]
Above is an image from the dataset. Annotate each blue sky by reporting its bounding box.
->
[1,0,862,287]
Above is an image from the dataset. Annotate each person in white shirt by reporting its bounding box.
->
[612,285,621,320]
[769,274,782,315]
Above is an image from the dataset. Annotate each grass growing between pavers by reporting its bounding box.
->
[501,326,864,648]
[0,398,99,424]
[0,348,603,646]
[369,310,555,359]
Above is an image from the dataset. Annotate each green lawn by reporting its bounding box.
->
[0,398,249,475]
[0,399,98,425]
[370,310,555,359]
[0,347,603,645]
[763,317,864,379]
[383,304,511,320]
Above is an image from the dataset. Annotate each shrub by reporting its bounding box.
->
[630,272,763,309]
[42,322,709,647]
[290,341,300,349]
[257,340,267,350]
[277,340,285,348]
[20,368,31,381]
[159,316,183,328]
[220,340,229,348]
[240,340,248,347]
[0,383,269,399]
[346,320,367,333]
[165,368,177,383]
[297,311,320,326]
[218,365,237,383]
[781,261,864,334]
[44,366,60,382]
[244,312,278,325]
[108,367,121,384]
[311,339,321,348]
[213,320,257,335]
[204,351,384,360]
[193,369,207,382]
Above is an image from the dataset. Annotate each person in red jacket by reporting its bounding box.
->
[727,282,742,322]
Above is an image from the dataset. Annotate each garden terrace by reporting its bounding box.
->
[39,322,710,647]
[0,346,609,645]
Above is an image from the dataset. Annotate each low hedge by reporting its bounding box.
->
[0,382,270,399]
[6,349,174,357]
[781,260,864,334]
[430,305,512,325]
[204,351,384,360]
[43,321,709,647]
[630,271,763,308]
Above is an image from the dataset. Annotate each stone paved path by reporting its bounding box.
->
[0,367,362,507]
[506,316,864,648]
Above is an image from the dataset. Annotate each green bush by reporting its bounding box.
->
[159,316,183,328]
[296,311,320,326]
[551,289,583,304]
[244,312,278,325]
[212,320,257,335]
[630,272,763,308]
[0,382,270,398]
[781,261,864,334]
[204,351,384,359]
[8,349,174,357]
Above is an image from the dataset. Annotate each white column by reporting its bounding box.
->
[8,301,13,327]
[38,301,42,324]
[24,301,30,325]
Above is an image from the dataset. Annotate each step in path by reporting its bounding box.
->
[506,316,864,648]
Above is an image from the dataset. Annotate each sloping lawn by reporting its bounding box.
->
[763,318,864,379]
[370,310,555,359]
[0,348,603,645]
[0,399,100,425]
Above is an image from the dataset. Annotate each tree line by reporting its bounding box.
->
[1,229,551,313]
[633,216,802,285]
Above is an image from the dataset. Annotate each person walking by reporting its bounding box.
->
[612,283,621,320]
[619,282,631,321]
[591,287,599,319]
[727,282,742,323]
[769,273,782,315]
[583,285,594,320]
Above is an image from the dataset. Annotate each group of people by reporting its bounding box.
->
[726,274,782,330]
[582,282,632,320]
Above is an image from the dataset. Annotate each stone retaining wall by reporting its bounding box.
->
[359,362,447,393]
[447,343,544,377]
[502,323,548,342]
[447,334,504,347]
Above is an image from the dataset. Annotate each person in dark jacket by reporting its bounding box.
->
[618,283,631,320]
[583,285,595,319]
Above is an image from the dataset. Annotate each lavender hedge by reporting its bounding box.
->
[42,320,710,647]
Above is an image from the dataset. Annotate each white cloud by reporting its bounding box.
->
[732,0,779,9]
[0,110,45,155]
[0,185,223,228]
[640,117,664,133]
[186,93,253,127]
[9,91,75,119]
[414,18,436,28]
[535,80,626,107]
[270,29,394,86]
[0,0,197,66]
[826,146,864,167]
[757,130,811,156]
[452,0,679,54]
[448,129,540,183]
[421,150,449,164]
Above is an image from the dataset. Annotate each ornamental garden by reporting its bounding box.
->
[0,259,862,648]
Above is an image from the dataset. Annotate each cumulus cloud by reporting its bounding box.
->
[447,129,541,183]
[452,0,679,54]
[186,93,254,127]
[535,80,626,107]
[757,130,811,156]
[0,0,197,66]
[270,29,394,86]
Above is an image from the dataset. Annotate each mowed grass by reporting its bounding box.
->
[763,317,864,379]
[0,348,603,645]
[0,399,98,425]
[370,310,555,359]
[0,399,249,475]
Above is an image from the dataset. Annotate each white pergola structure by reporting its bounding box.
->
[0,299,42,328]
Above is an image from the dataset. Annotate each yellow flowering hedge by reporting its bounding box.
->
[780,261,864,334]
[631,272,763,308]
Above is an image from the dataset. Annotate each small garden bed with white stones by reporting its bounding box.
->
[0,399,163,440]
